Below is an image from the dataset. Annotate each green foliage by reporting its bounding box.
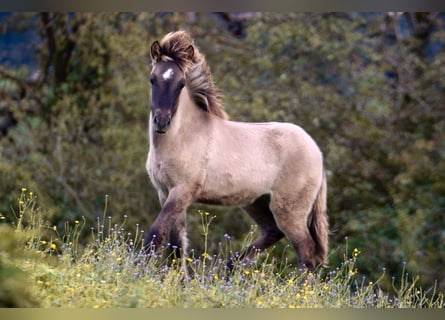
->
[1,12,445,294]
[0,226,40,307]
[0,207,41,308]
[1,13,159,233]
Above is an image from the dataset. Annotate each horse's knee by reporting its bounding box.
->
[145,200,187,254]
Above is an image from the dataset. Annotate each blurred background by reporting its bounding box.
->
[0,12,444,292]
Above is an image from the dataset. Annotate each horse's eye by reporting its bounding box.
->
[149,76,156,85]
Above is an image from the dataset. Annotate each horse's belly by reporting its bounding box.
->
[196,191,260,206]
[198,171,274,206]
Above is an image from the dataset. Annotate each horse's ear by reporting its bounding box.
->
[185,45,194,60]
[151,40,161,61]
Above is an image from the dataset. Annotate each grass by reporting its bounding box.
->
[0,188,444,308]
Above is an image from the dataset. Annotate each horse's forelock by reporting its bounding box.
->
[156,31,195,71]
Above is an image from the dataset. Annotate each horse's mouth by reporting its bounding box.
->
[155,126,169,134]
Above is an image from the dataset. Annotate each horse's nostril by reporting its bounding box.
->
[153,114,170,125]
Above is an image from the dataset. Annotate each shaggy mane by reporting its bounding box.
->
[152,31,228,120]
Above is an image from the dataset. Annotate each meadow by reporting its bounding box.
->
[0,188,443,308]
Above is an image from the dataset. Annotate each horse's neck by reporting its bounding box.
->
[149,87,211,148]
[175,88,205,131]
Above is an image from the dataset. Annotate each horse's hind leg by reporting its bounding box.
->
[269,192,317,270]
[231,194,284,267]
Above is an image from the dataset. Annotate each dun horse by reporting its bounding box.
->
[145,31,329,271]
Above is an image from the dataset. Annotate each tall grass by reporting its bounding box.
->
[1,188,443,308]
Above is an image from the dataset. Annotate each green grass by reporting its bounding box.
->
[0,189,443,308]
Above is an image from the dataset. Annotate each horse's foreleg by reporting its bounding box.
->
[165,209,190,279]
[168,209,188,259]
[144,190,191,256]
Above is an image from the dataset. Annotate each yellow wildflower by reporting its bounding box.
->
[353,248,360,257]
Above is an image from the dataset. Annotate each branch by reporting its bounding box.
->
[41,154,91,217]
[40,13,56,84]
[0,67,44,107]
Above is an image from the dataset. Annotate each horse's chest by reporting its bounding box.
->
[147,149,196,190]
[147,154,173,188]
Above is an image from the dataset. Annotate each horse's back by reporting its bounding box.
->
[227,120,323,170]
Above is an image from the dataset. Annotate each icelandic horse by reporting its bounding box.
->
[144,30,328,272]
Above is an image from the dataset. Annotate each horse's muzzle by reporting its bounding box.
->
[153,113,171,134]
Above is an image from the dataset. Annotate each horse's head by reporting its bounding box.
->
[149,40,194,134]
[148,31,227,134]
